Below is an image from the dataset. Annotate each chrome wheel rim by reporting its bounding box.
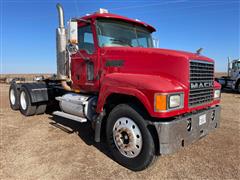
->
[20,91,27,110]
[113,117,143,158]
[10,89,16,105]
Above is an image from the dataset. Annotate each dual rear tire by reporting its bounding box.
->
[19,87,37,116]
[9,84,46,116]
[9,83,20,110]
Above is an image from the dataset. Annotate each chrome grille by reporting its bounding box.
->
[189,60,214,107]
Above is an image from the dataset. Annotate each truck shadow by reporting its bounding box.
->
[48,115,112,160]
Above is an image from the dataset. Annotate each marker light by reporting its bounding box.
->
[99,8,108,14]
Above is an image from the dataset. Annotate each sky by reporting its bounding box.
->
[0,0,239,74]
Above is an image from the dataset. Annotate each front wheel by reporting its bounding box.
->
[106,104,156,171]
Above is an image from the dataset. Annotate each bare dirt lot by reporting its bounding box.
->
[0,83,239,179]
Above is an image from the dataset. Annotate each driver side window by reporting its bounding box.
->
[78,25,95,54]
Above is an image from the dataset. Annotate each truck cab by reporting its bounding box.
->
[67,10,221,117]
[216,58,240,92]
[69,11,156,93]
[9,4,221,171]
[230,59,240,79]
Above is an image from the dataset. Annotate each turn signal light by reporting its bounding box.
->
[155,94,167,111]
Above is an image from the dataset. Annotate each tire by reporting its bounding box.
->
[9,83,20,110]
[106,104,156,171]
[237,81,240,93]
[19,87,36,116]
[35,104,47,115]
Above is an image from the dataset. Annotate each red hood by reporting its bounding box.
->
[102,47,214,63]
[101,47,214,88]
[151,48,213,63]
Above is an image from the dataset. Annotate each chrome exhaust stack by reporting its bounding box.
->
[56,3,67,80]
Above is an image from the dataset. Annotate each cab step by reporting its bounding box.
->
[53,111,87,123]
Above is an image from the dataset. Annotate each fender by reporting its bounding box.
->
[96,73,185,117]
[21,82,49,103]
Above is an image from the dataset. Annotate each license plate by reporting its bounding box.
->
[199,114,206,126]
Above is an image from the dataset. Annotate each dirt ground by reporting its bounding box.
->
[0,83,239,180]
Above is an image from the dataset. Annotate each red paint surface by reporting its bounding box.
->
[70,13,221,119]
[81,12,156,32]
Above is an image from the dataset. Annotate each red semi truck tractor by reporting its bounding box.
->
[9,4,221,171]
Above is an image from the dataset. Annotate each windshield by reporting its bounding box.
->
[232,61,240,70]
[96,19,153,48]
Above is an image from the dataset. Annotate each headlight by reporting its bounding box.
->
[154,93,184,112]
[214,89,221,99]
[169,94,181,108]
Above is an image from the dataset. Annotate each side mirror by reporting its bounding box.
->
[68,20,78,44]
[67,20,78,54]
[67,44,79,54]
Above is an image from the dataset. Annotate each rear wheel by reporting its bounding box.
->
[9,83,20,110]
[106,104,156,171]
[19,87,36,116]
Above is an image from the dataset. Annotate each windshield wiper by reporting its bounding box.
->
[110,38,133,47]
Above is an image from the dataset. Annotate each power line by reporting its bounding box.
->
[130,1,239,16]
[110,0,188,10]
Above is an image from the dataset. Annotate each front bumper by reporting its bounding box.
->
[153,105,221,155]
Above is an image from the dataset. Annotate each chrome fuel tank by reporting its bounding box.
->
[56,93,97,120]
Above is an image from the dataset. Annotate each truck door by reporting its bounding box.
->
[71,23,99,92]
